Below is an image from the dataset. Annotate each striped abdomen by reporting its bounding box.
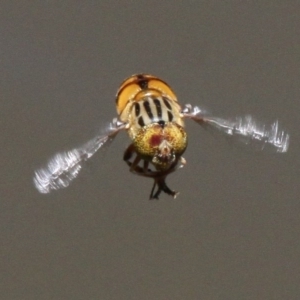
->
[115,74,184,140]
[128,96,184,138]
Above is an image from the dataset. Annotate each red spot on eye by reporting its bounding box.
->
[149,134,162,146]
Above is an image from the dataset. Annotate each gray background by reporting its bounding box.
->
[1,1,299,299]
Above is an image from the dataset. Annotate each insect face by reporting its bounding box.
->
[133,121,187,170]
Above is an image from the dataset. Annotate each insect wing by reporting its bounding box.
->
[182,105,289,153]
[33,119,126,194]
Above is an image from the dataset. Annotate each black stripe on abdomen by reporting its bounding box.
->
[134,103,140,117]
[153,98,162,119]
[163,97,172,110]
[138,116,145,127]
[143,100,154,119]
[167,111,173,122]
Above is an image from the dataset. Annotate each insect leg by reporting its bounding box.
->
[149,180,159,200]
[150,177,179,200]
[123,144,136,168]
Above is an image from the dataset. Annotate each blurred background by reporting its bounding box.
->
[1,1,299,299]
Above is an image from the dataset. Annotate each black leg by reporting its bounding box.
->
[149,181,160,200]
[149,177,178,200]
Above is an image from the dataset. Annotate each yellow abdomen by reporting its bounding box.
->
[115,74,178,116]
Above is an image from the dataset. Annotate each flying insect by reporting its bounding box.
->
[33,74,290,199]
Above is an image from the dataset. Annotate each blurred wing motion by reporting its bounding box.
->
[33,119,127,194]
[182,104,289,153]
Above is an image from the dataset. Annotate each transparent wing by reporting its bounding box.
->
[33,118,127,194]
[182,104,290,153]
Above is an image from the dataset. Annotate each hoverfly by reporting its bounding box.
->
[33,74,289,199]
